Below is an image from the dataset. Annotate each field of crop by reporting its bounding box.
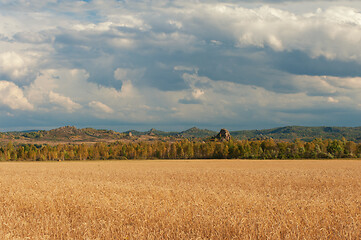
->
[0,160,360,239]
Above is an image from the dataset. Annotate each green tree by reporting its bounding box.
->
[327,140,344,158]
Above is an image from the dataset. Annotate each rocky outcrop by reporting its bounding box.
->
[213,129,231,141]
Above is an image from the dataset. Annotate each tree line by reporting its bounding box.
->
[0,138,359,161]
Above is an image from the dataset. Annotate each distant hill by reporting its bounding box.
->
[123,129,178,137]
[2,125,361,143]
[146,128,178,137]
[123,130,145,136]
[230,126,361,142]
[5,126,125,142]
[179,127,217,138]
[122,127,214,138]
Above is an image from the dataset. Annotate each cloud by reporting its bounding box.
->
[0,52,29,80]
[48,91,81,112]
[2,1,361,130]
[25,68,123,111]
[178,98,202,104]
[13,31,52,44]
[174,65,198,73]
[178,4,361,62]
[0,81,33,110]
[89,101,114,114]
[114,67,144,83]
[325,76,361,89]
[179,73,206,104]
[327,97,339,103]
[271,50,361,78]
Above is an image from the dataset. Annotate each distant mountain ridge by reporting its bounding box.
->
[2,126,124,142]
[124,126,361,142]
[124,127,214,138]
[179,127,217,138]
[2,125,361,143]
[230,126,361,142]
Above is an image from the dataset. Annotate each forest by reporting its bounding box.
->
[0,137,359,161]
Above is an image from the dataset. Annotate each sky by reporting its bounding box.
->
[1,0,361,131]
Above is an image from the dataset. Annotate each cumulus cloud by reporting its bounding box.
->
[0,52,29,80]
[89,101,114,114]
[0,81,33,110]
[114,68,144,83]
[168,72,335,126]
[13,31,52,44]
[176,4,361,61]
[2,0,361,129]
[25,68,122,112]
[325,76,361,89]
[48,91,81,112]
[327,97,339,103]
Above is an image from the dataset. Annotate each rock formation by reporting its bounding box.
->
[214,129,231,141]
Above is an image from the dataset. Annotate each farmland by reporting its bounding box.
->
[0,160,360,239]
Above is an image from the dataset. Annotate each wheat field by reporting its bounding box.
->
[0,160,360,239]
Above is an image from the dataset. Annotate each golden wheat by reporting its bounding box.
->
[0,160,360,239]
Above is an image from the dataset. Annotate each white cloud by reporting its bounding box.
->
[114,68,144,82]
[107,38,136,49]
[13,31,52,43]
[327,97,339,103]
[89,101,114,114]
[3,2,361,63]
[172,73,323,124]
[291,75,338,95]
[24,68,150,120]
[72,22,113,32]
[178,4,361,61]
[2,1,361,129]
[0,52,29,80]
[25,69,122,110]
[192,89,204,99]
[48,91,81,112]
[106,14,148,30]
[0,81,33,110]
[325,76,361,89]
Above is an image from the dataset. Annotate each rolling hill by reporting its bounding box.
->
[230,126,361,142]
[2,125,361,143]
